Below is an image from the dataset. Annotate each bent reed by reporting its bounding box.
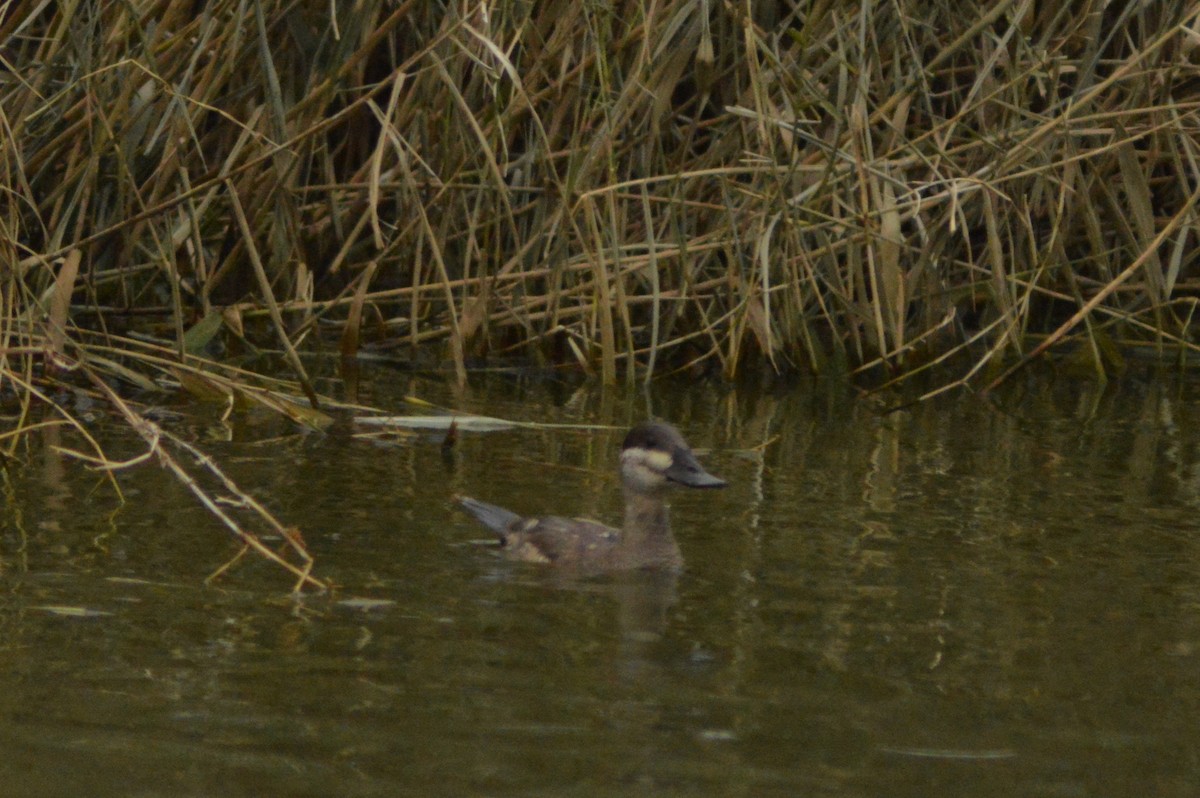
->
[4,1,1200,585]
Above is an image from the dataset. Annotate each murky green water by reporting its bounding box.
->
[4,370,1200,796]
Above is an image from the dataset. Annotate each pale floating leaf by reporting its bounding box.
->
[879,746,1017,760]
[30,605,113,618]
[357,414,517,432]
[106,576,176,587]
[338,598,397,611]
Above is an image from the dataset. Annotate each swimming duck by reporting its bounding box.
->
[456,421,725,571]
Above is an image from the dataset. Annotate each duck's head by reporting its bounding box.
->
[619,421,726,494]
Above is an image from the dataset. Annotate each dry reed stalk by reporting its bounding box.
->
[4,1,1200,585]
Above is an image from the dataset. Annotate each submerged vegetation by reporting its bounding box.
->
[5,1,1200,585]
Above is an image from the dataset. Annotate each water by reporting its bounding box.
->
[4,370,1200,796]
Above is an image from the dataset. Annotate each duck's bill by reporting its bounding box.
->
[666,452,727,488]
[679,469,727,488]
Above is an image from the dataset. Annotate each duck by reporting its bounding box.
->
[456,421,725,571]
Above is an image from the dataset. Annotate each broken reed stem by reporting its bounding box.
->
[66,355,327,592]
[227,181,321,408]
[3,2,1200,528]
[984,180,1200,393]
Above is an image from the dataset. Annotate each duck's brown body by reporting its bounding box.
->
[457,421,725,572]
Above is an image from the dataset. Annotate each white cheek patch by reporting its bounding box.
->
[622,447,673,489]
[645,449,673,471]
[623,447,672,471]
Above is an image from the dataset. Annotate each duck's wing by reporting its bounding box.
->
[456,496,619,565]
[503,516,619,565]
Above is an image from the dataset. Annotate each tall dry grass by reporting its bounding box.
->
[5,0,1200,583]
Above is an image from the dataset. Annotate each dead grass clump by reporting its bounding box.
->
[6,1,1200,582]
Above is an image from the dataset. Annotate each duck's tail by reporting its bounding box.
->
[455,495,522,539]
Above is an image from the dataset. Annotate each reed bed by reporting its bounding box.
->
[5,0,1200,585]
